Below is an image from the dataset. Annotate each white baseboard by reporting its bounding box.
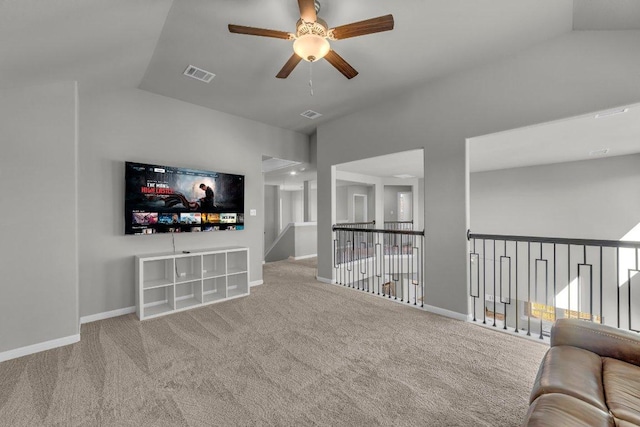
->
[250,280,263,287]
[80,306,136,324]
[421,304,469,322]
[316,278,470,322]
[0,334,80,363]
[292,254,317,260]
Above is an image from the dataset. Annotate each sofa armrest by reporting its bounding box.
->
[551,318,640,367]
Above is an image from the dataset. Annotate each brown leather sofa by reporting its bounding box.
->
[523,318,640,426]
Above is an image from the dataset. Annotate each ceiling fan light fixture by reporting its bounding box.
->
[293,34,330,62]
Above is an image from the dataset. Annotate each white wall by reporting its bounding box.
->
[79,88,308,317]
[471,154,640,240]
[317,30,640,317]
[0,82,79,355]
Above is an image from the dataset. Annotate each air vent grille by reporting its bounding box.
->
[300,110,322,119]
[262,157,301,173]
[183,65,215,83]
[595,108,628,119]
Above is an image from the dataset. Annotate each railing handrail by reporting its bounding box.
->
[335,220,376,226]
[384,220,414,224]
[333,225,424,236]
[467,229,640,249]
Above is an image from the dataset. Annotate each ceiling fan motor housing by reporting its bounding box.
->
[294,18,331,61]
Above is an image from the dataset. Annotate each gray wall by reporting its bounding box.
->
[295,224,317,258]
[317,30,640,317]
[264,185,278,253]
[279,191,293,229]
[0,82,79,353]
[384,185,413,222]
[335,186,348,222]
[335,184,375,223]
[471,154,640,240]
[289,190,304,223]
[264,223,317,262]
[279,189,304,229]
[79,87,308,317]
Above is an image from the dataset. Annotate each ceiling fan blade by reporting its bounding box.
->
[228,24,291,40]
[330,14,394,40]
[298,0,317,22]
[276,53,303,79]
[324,50,358,79]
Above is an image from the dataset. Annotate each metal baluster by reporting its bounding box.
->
[568,244,571,319]
[493,239,497,327]
[393,243,399,300]
[483,239,486,325]
[527,241,531,336]
[553,244,556,324]
[515,242,519,333]
[617,247,620,328]
[500,240,510,330]
[470,237,478,322]
[420,237,424,308]
[360,241,367,292]
[599,246,603,324]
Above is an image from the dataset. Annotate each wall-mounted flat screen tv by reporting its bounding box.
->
[125,161,244,235]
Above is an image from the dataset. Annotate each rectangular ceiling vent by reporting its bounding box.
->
[183,65,215,83]
[300,110,322,120]
[262,157,301,173]
[595,108,628,119]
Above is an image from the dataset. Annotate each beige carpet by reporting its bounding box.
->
[0,258,547,426]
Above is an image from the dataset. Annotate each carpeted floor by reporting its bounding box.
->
[0,258,548,426]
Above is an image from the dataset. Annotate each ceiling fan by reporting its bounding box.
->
[228,0,394,79]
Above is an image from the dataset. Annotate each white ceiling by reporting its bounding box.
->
[336,149,424,178]
[138,0,575,134]
[0,0,173,90]
[1,0,640,172]
[334,103,640,178]
[470,103,640,173]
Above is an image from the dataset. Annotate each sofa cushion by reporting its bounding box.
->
[614,419,640,427]
[552,319,640,367]
[523,393,614,427]
[530,345,607,411]
[603,357,640,425]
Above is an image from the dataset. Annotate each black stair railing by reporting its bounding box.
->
[384,220,414,231]
[467,230,640,338]
[333,224,425,306]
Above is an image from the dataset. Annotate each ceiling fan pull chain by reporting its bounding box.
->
[309,62,312,90]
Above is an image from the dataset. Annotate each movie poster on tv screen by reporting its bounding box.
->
[125,162,245,235]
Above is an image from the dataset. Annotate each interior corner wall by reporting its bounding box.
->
[316,30,640,316]
[79,88,308,318]
[0,82,79,353]
[470,154,640,240]
[264,185,279,253]
[289,190,304,223]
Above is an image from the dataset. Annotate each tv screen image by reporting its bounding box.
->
[125,161,245,235]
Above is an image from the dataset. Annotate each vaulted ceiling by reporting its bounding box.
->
[2,0,640,177]
[3,0,639,137]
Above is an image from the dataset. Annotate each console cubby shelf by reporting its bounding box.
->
[135,246,249,320]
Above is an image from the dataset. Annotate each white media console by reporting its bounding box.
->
[135,246,249,320]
